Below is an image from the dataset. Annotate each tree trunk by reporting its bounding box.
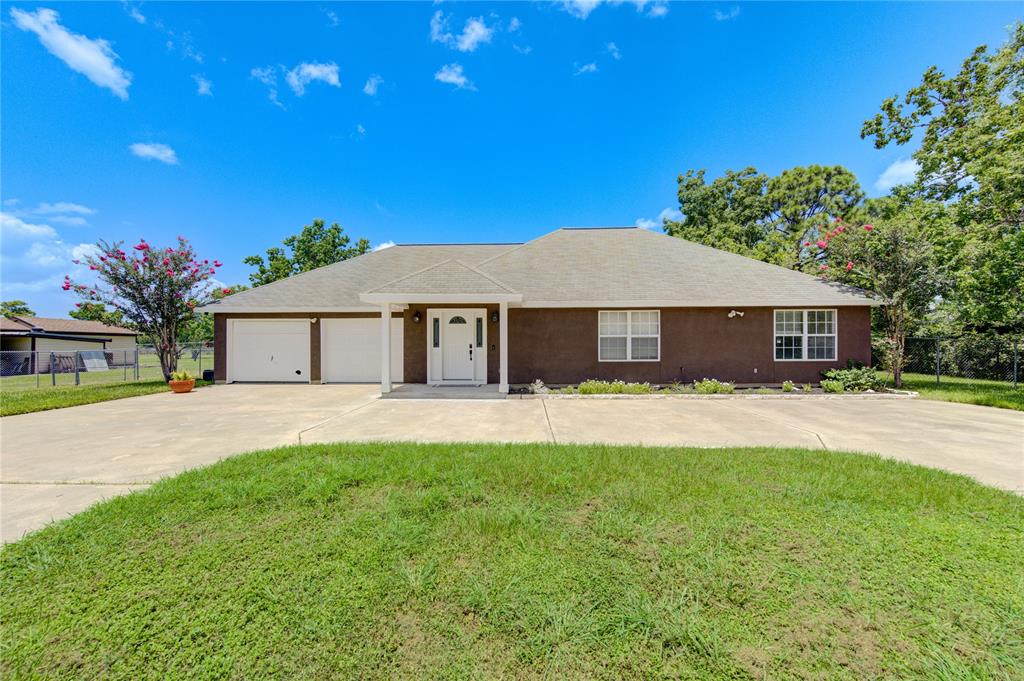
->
[156,330,178,381]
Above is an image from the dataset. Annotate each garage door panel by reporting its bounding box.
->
[322,318,403,383]
[229,319,310,382]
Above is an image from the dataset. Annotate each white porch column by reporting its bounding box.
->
[380,304,392,394]
[499,301,509,393]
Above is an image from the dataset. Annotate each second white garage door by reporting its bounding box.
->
[321,318,403,383]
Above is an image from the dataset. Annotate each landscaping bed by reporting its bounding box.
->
[2,442,1021,679]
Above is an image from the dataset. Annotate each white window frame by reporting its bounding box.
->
[773,308,838,362]
[598,310,661,362]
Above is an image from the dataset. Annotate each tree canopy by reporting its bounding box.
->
[664,165,864,269]
[68,303,127,328]
[244,219,370,287]
[1,300,35,317]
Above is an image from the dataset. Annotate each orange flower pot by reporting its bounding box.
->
[169,379,195,394]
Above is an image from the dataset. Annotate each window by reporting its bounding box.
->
[449,316,466,324]
[774,309,836,361]
[432,318,440,348]
[599,310,660,361]
[475,317,483,347]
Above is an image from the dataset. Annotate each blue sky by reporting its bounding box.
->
[2,1,1020,316]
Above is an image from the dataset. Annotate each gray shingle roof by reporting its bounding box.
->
[201,228,879,312]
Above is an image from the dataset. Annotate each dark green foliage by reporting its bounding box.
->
[245,218,371,287]
[68,302,127,328]
[821,366,884,392]
[0,300,34,317]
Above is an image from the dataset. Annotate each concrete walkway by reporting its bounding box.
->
[2,384,1022,542]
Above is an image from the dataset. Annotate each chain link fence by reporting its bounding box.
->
[0,342,214,391]
[874,335,1020,387]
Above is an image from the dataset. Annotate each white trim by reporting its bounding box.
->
[199,305,410,313]
[772,308,839,362]
[380,305,392,393]
[522,300,881,308]
[499,301,508,393]
[597,310,661,362]
[361,293,521,304]
[426,308,488,385]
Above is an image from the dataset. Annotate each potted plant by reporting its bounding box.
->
[169,370,196,394]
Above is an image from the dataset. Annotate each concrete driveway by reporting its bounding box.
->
[2,384,1022,542]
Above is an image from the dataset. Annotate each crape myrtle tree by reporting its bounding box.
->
[63,237,227,381]
[809,209,950,387]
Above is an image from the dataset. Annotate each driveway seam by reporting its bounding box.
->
[297,398,379,445]
[0,480,153,486]
[541,399,557,443]
[726,403,830,450]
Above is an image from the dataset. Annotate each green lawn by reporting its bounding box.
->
[881,371,1024,411]
[0,355,211,392]
[3,443,1021,679]
[0,379,211,417]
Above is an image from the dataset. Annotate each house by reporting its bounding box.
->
[1,316,139,374]
[201,227,880,392]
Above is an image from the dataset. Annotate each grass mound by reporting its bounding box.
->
[3,443,1022,679]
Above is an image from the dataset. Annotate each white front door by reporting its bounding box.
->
[428,308,487,384]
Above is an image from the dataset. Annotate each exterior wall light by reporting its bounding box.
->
[491,311,499,323]
[727,310,744,318]
[310,317,318,324]
[412,311,422,324]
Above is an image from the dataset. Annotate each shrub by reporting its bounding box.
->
[782,380,795,393]
[693,378,735,394]
[802,383,813,393]
[820,379,845,393]
[170,370,194,382]
[528,379,549,394]
[821,366,883,392]
[576,380,652,395]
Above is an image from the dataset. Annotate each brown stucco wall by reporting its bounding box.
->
[507,306,872,385]
[402,304,501,384]
[213,311,399,383]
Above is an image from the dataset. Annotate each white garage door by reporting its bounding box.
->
[322,318,403,383]
[229,319,310,382]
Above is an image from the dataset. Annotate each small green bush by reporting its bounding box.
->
[802,383,814,393]
[693,378,735,394]
[577,379,652,395]
[782,380,795,393]
[821,366,883,392]
[170,370,194,382]
[820,379,845,393]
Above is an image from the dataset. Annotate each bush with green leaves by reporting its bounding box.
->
[170,370,194,382]
[693,378,735,394]
[821,365,883,392]
[577,380,652,395]
[821,379,845,394]
[802,384,814,393]
[782,380,795,393]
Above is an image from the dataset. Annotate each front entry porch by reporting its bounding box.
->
[380,383,505,400]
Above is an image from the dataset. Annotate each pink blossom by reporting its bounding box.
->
[89,265,98,270]
[162,258,170,266]
[61,282,71,291]
[846,261,854,271]
[863,224,873,231]
[803,241,810,247]
[166,269,175,276]
[835,217,842,223]
[75,302,82,307]
[133,242,150,251]
[209,268,216,274]
[221,288,232,295]
[819,264,828,270]
[213,260,222,267]
[816,240,827,249]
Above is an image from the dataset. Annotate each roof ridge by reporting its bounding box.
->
[451,259,517,293]
[365,258,518,295]
[473,227,569,268]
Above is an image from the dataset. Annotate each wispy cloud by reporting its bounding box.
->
[49,215,89,227]
[129,142,179,165]
[192,73,212,96]
[431,11,494,53]
[356,123,366,137]
[373,240,396,251]
[363,74,383,96]
[574,62,598,76]
[875,158,920,191]
[323,9,339,27]
[714,6,741,21]
[1,212,57,239]
[10,7,132,100]
[606,42,621,60]
[33,202,94,215]
[635,207,682,230]
[508,17,521,32]
[1,212,97,300]
[285,61,340,96]
[434,63,475,90]
[560,1,668,20]
[123,2,146,24]
[250,66,284,108]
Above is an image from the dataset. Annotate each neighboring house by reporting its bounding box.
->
[200,227,880,392]
[1,316,139,374]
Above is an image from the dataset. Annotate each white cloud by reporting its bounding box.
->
[875,158,920,191]
[513,44,533,55]
[356,123,366,136]
[192,73,212,96]
[10,7,132,100]
[49,215,89,227]
[324,9,339,27]
[714,6,741,21]
[373,240,396,251]
[434,63,475,90]
[125,3,146,24]
[129,142,179,165]
[0,216,97,300]
[285,61,340,96]
[561,0,601,19]
[606,42,621,60]
[1,212,57,239]
[456,17,494,52]
[508,17,521,32]
[635,207,682,230]
[363,74,383,96]
[646,2,669,17]
[560,1,668,20]
[431,12,493,53]
[33,202,94,215]
[251,66,284,108]
[574,62,598,76]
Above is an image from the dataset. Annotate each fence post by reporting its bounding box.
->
[198,344,203,378]
[74,351,80,386]
[36,351,40,388]
[134,347,139,381]
[124,350,128,381]
[1014,339,1019,390]
[935,338,941,385]
[50,352,56,386]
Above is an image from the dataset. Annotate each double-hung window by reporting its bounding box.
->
[774,309,836,361]
[599,310,660,361]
